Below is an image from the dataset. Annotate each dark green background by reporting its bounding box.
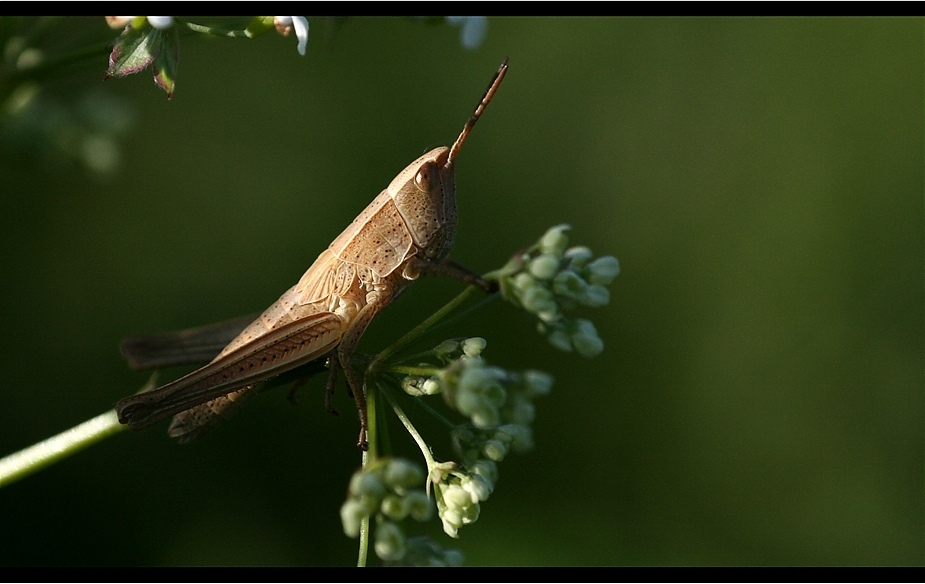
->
[0,17,921,565]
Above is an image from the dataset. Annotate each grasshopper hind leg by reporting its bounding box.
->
[168,386,254,443]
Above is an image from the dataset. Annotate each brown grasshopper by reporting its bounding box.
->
[115,58,509,449]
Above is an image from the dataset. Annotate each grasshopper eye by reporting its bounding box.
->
[414,163,436,192]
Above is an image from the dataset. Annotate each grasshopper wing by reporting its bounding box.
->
[116,311,344,431]
[119,313,258,370]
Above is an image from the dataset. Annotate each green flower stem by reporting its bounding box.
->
[357,511,369,567]
[355,375,380,567]
[0,409,126,487]
[382,388,438,472]
[369,285,480,371]
[365,379,379,462]
[382,365,439,377]
[179,21,251,38]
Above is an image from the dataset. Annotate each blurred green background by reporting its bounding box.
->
[0,17,921,566]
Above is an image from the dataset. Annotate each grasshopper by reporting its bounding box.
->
[115,58,509,448]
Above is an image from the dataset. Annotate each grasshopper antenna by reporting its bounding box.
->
[445,57,509,170]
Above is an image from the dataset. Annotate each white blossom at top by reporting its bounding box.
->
[274,16,309,56]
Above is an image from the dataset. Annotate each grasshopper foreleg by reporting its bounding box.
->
[405,257,498,294]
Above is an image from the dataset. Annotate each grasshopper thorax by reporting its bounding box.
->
[387,146,457,262]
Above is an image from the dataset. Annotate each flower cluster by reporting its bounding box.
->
[105,17,310,98]
[494,224,619,357]
[430,459,498,538]
[401,338,552,444]
[393,338,551,538]
[340,458,434,562]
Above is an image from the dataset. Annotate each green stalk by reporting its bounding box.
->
[0,410,126,487]
[369,285,480,371]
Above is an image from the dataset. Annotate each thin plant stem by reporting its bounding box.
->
[0,375,157,488]
[0,410,126,487]
[370,285,480,371]
[381,387,438,471]
[383,365,439,377]
[178,20,252,38]
[357,512,369,568]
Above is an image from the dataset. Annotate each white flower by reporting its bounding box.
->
[146,16,174,30]
[105,16,173,30]
[274,16,309,56]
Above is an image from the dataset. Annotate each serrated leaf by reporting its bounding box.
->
[107,25,161,78]
[152,26,180,99]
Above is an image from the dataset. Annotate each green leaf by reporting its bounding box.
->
[107,25,160,78]
[107,23,181,99]
[152,26,180,99]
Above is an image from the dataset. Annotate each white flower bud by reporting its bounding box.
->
[374,521,407,561]
[528,253,561,280]
[433,339,459,357]
[401,375,426,396]
[441,515,461,538]
[471,459,499,485]
[536,308,561,323]
[586,255,620,285]
[564,245,594,269]
[422,377,441,395]
[146,16,174,29]
[454,391,485,417]
[471,406,501,429]
[384,459,424,490]
[539,224,571,256]
[340,499,367,538]
[580,284,610,307]
[523,370,553,396]
[547,328,573,352]
[462,474,492,503]
[571,319,604,358]
[380,494,409,520]
[458,365,494,395]
[521,284,557,315]
[482,380,507,409]
[405,491,433,522]
[552,269,588,299]
[460,501,480,525]
[461,337,487,357]
[482,438,508,462]
[513,271,536,291]
[443,484,471,509]
[349,471,386,500]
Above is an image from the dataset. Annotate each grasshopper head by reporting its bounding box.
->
[388,58,509,262]
[387,147,457,261]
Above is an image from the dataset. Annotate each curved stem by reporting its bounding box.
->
[381,387,437,472]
